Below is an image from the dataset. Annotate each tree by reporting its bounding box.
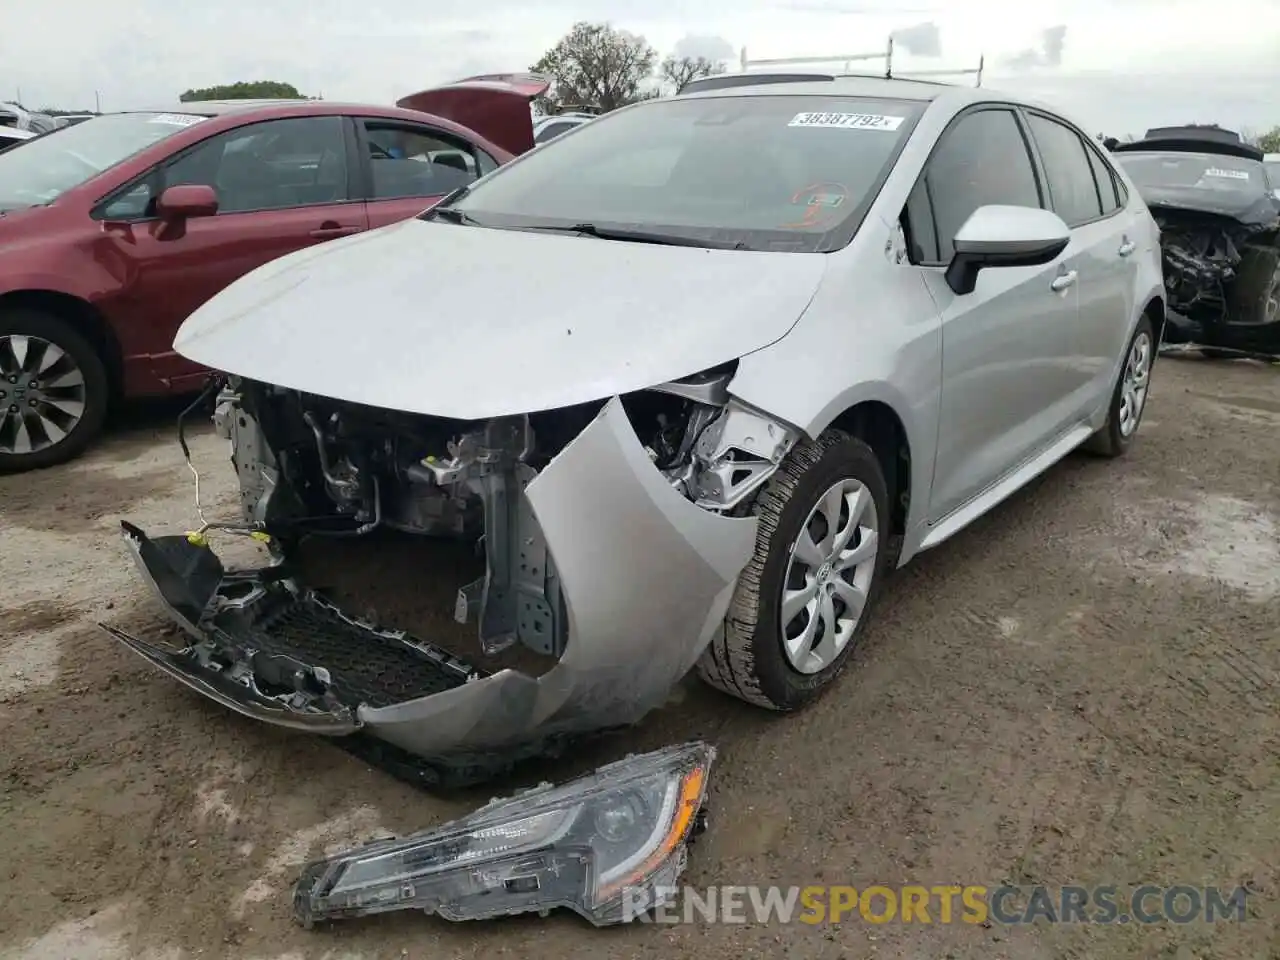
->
[532,22,658,113]
[1258,126,1280,154]
[179,81,308,102]
[660,55,725,93]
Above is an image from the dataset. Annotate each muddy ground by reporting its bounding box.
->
[1,353,1277,960]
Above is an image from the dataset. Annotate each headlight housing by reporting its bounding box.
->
[293,742,714,927]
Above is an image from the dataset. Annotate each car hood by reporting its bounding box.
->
[174,219,828,420]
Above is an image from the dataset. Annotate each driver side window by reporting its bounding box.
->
[904,108,1044,265]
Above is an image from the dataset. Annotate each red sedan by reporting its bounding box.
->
[0,74,547,472]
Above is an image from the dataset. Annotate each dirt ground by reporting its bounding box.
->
[1,353,1277,960]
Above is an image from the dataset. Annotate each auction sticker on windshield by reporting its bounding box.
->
[1204,168,1250,180]
[148,114,207,127]
[788,112,904,131]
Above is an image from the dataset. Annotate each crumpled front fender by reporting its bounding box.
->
[359,397,758,754]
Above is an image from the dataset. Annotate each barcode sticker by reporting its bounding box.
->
[788,112,904,131]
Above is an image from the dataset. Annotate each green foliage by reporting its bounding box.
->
[1257,126,1280,154]
[179,81,308,102]
[531,22,658,113]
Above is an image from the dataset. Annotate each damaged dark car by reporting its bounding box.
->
[1113,126,1280,356]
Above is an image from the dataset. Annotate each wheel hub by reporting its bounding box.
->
[779,477,881,675]
[0,334,88,456]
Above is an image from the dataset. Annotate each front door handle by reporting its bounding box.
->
[310,223,361,240]
[1051,270,1078,292]
[1117,240,1136,257]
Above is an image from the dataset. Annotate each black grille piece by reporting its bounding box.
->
[212,589,478,709]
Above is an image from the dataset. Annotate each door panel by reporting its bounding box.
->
[1024,112,1136,417]
[94,115,369,390]
[911,108,1080,524]
[1077,147,1141,405]
[925,256,1079,522]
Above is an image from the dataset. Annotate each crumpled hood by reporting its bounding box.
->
[174,218,827,420]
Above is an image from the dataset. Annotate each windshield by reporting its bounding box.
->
[440,94,924,252]
[0,111,207,211]
[1115,151,1269,203]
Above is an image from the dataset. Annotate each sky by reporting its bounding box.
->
[5,0,1279,137]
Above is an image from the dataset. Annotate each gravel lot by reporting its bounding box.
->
[1,353,1277,960]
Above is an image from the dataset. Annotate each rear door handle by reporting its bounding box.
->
[1051,270,1078,292]
[1117,240,1136,257]
[310,223,361,239]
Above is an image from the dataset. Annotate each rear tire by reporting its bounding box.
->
[0,309,110,474]
[697,430,891,711]
[1084,314,1155,459]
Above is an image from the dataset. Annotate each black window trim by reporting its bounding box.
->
[352,116,489,202]
[903,102,1047,268]
[1019,107,1126,229]
[92,114,364,222]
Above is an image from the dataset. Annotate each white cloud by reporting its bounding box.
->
[6,0,1279,136]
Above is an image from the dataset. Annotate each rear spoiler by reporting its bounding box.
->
[398,73,551,157]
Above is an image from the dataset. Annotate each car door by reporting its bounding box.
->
[92,114,368,391]
[906,106,1081,524]
[354,119,498,229]
[1023,111,1138,414]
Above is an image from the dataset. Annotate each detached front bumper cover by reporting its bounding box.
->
[292,741,715,927]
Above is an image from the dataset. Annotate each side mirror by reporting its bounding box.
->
[156,184,219,220]
[944,205,1071,296]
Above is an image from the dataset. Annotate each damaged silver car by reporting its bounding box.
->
[106,74,1166,777]
[1112,126,1280,357]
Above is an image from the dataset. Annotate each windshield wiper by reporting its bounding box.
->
[536,223,748,250]
[419,184,481,225]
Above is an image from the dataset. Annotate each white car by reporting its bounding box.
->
[110,75,1164,778]
[0,126,34,154]
[533,112,596,144]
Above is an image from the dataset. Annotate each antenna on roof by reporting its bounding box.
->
[738,36,985,87]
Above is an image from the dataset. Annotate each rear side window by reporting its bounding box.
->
[922,108,1042,263]
[1026,113,1105,226]
[1084,144,1122,212]
[361,121,481,200]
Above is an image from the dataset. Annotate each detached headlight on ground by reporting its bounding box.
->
[292,742,714,927]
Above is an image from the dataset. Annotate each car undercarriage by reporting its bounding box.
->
[104,368,799,784]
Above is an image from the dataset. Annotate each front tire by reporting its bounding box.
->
[1084,314,1155,459]
[697,430,891,711]
[0,309,109,474]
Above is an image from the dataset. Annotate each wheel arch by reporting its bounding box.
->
[1141,293,1167,346]
[0,290,124,396]
[825,400,912,541]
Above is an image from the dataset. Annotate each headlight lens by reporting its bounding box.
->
[293,741,714,927]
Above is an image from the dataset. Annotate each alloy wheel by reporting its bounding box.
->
[0,334,88,456]
[779,477,880,675]
[1118,330,1152,438]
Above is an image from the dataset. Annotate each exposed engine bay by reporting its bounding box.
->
[217,361,794,660]
[101,366,785,782]
[1154,208,1280,330]
[1111,127,1280,356]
